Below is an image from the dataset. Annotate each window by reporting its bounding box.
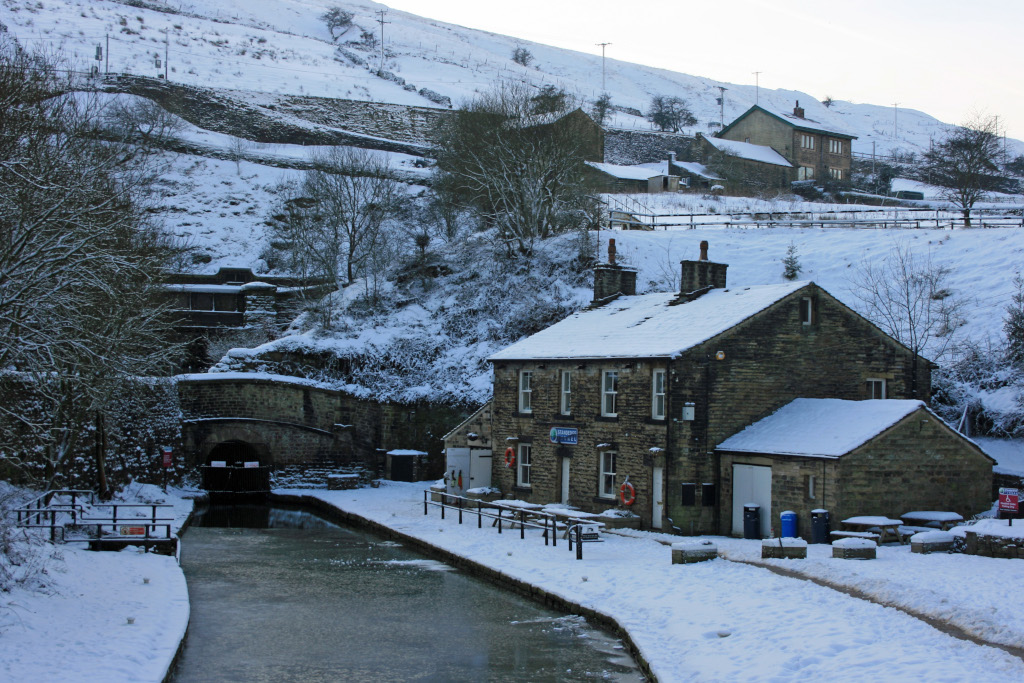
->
[801,134,815,150]
[517,444,531,487]
[701,483,717,507]
[798,166,814,180]
[829,139,843,154]
[652,369,666,420]
[866,379,887,399]
[560,370,572,415]
[602,370,619,417]
[829,167,844,180]
[518,371,533,413]
[599,450,617,498]
[800,297,813,325]
[680,483,696,506]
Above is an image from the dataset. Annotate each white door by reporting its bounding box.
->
[560,457,571,505]
[652,466,664,530]
[445,448,470,495]
[469,449,492,489]
[731,464,772,537]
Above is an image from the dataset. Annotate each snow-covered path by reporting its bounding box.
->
[301,482,1024,681]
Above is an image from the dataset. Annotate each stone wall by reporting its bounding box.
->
[603,129,694,165]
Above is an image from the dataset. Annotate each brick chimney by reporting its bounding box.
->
[675,240,727,303]
[592,238,637,305]
[793,100,805,119]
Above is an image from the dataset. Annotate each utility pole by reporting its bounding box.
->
[595,42,611,91]
[752,71,761,105]
[375,9,390,74]
[105,33,109,75]
[164,29,169,80]
[892,102,899,139]
[716,86,728,127]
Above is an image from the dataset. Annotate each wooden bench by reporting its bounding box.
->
[831,530,880,542]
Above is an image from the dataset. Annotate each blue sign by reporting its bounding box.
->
[549,427,578,445]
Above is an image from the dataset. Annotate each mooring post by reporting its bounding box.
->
[543,517,549,546]
[497,509,502,533]
[441,494,445,520]
[458,497,463,525]
[520,511,525,540]
[423,490,427,515]
[477,504,482,528]
[576,526,583,560]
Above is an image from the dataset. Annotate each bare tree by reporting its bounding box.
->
[0,41,182,491]
[103,96,184,147]
[918,114,1002,227]
[591,92,612,126]
[432,81,594,257]
[646,95,697,133]
[850,242,966,398]
[321,7,354,40]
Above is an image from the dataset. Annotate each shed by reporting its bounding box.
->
[584,161,679,194]
[717,399,994,539]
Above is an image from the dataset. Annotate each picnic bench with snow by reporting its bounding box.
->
[834,516,904,544]
[899,511,964,531]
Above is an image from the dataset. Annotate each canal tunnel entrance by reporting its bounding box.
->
[201,440,271,496]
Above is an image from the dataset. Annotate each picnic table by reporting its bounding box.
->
[839,516,904,544]
[899,511,964,531]
[484,500,544,529]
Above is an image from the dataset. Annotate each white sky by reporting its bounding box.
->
[383,0,1024,142]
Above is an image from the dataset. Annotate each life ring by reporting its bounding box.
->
[619,481,636,506]
[504,446,516,468]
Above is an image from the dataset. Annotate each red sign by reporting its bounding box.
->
[119,525,146,536]
[999,488,1019,513]
[161,446,173,469]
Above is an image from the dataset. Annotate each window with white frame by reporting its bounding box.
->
[829,139,843,154]
[517,444,532,487]
[518,370,533,413]
[800,297,813,325]
[599,450,617,498]
[801,134,815,150]
[602,370,619,417]
[652,369,666,420]
[866,378,887,399]
[829,167,843,180]
[798,166,814,180]
[560,370,572,415]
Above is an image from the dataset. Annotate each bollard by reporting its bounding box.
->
[458,497,463,525]
[423,490,428,515]
[520,511,525,540]
[576,526,583,560]
[477,504,482,529]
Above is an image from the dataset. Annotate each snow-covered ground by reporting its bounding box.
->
[976,437,1024,477]
[293,482,1024,681]
[0,484,195,683]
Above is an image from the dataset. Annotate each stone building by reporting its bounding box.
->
[693,134,793,194]
[485,240,990,537]
[717,102,857,183]
[584,161,680,194]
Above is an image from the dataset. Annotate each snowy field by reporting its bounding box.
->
[0,485,194,683]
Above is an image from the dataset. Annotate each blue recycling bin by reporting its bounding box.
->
[780,510,797,538]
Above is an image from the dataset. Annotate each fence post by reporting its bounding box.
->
[458,497,463,525]
[441,494,445,520]
[497,509,502,533]
[567,524,573,552]
[477,504,482,528]
[544,516,549,546]
[576,525,583,560]
[423,490,427,515]
[520,511,525,540]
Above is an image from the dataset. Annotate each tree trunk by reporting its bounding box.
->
[962,207,972,228]
[95,411,110,501]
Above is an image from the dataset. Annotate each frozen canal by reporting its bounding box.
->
[172,505,642,682]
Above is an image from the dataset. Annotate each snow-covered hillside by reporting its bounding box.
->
[3,0,1021,159]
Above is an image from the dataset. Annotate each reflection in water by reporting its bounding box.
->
[173,505,642,682]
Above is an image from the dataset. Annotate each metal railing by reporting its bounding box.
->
[11,490,175,547]
[423,490,602,560]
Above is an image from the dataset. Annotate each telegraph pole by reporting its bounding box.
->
[892,102,899,139]
[164,29,169,80]
[105,34,109,74]
[595,42,611,91]
[375,9,390,73]
[752,71,761,104]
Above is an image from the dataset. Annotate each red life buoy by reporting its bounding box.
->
[620,481,636,506]
[504,446,516,468]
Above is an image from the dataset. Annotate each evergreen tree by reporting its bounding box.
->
[782,242,802,280]
[1005,273,1024,366]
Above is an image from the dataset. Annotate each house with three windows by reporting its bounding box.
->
[474,240,992,538]
[716,101,857,184]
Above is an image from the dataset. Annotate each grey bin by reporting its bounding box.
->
[811,509,831,544]
[743,503,761,539]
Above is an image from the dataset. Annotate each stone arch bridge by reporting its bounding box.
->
[177,374,461,482]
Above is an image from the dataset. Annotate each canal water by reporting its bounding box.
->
[172,505,643,682]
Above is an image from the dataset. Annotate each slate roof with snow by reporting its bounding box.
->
[674,161,722,180]
[721,105,857,139]
[717,398,928,457]
[586,161,664,181]
[703,136,793,167]
[488,281,808,361]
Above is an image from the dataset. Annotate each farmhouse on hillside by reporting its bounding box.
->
[471,240,991,539]
[693,134,792,194]
[717,101,857,182]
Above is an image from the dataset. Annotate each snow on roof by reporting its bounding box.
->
[488,281,808,361]
[674,161,722,180]
[704,136,793,167]
[717,398,928,457]
[753,105,857,138]
[586,161,663,181]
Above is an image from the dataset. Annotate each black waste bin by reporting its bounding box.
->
[743,503,761,539]
[811,508,830,544]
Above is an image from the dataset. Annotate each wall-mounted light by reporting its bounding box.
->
[682,403,696,421]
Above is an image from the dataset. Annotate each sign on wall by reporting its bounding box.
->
[161,446,173,469]
[549,427,578,445]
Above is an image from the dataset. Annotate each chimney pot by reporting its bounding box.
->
[699,240,709,261]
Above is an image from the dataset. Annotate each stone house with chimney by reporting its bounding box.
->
[717,102,857,183]
[484,241,992,538]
